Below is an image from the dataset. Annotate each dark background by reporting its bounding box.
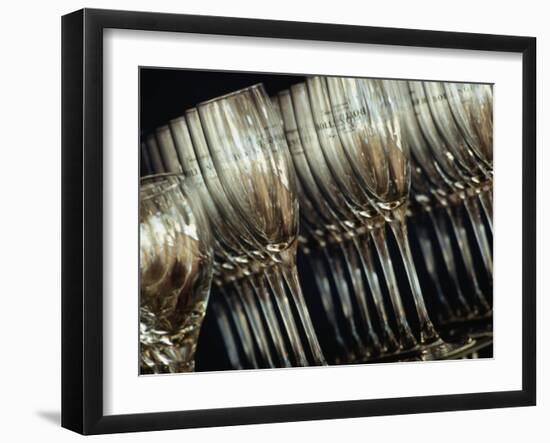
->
[140,68,305,136]
[140,68,493,372]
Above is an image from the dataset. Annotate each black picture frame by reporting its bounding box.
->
[61,8,536,435]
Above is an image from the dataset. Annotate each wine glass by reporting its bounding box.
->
[294,77,417,355]
[403,81,492,314]
[170,112,291,368]
[419,82,492,276]
[273,93,370,363]
[312,76,474,359]
[148,105,305,368]
[441,82,494,234]
[197,84,327,366]
[278,87,396,360]
[139,173,214,373]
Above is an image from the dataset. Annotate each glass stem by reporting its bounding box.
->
[321,245,367,355]
[369,225,418,349]
[413,219,455,322]
[212,301,244,370]
[386,214,441,345]
[304,250,351,361]
[337,240,382,355]
[463,196,493,278]
[351,234,399,353]
[278,247,327,366]
[445,205,491,313]
[220,286,259,369]
[232,280,275,368]
[249,273,292,368]
[264,267,310,367]
[427,209,473,318]
[478,190,493,233]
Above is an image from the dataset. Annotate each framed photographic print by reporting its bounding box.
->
[61,8,536,435]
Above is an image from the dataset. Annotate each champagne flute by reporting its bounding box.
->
[278,87,395,358]
[170,113,291,368]
[316,76,474,359]
[298,77,418,354]
[419,81,492,278]
[403,81,492,314]
[197,84,326,366]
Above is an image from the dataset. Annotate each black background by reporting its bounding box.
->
[140,68,305,135]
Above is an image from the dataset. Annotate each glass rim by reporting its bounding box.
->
[197,82,265,107]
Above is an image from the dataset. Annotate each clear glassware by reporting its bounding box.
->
[145,133,166,174]
[171,112,292,368]
[443,83,493,167]
[419,82,492,278]
[139,173,214,373]
[312,76,474,359]
[408,165,492,336]
[278,87,395,359]
[443,82,494,233]
[408,158,479,320]
[219,285,261,369]
[402,81,492,314]
[156,125,183,174]
[293,77,415,356]
[212,299,244,370]
[388,77,492,341]
[397,79,493,316]
[411,215,456,323]
[197,84,327,366]
[276,91,347,334]
[140,76,491,368]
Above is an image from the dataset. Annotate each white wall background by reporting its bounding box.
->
[0,1,545,441]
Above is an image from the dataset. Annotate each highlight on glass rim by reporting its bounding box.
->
[138,68,493,375]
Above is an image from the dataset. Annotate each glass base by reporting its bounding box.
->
[361,337,478,363]
[440,313,493,341]
[352,340,424,363]
[340,334,487,364]
[417,336,477,361]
